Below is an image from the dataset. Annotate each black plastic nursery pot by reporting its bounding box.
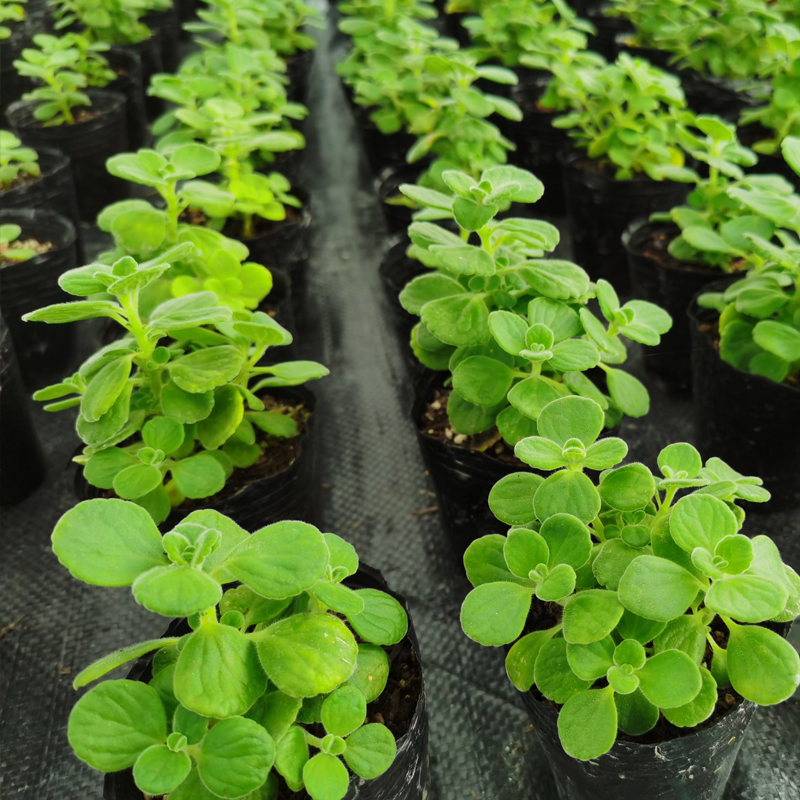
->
[505,75,570,217]
[351,105,418,176]
[142,4,181,74]
[562,152,689,292]
[412,369,532,557]
[0,208,78,390]
[286,48,315,103]
[118,36,165,119]
[377,162,425,236]
[739,125,800,193]
[76,386,322,532]
[0,148,81,246]
[622,220,728,393]
[0,21,34,122]
[689,281,800,511]
[102,563,430,800]
[586,4,634,61]
[7,90,130,220]
[679,71,763,123]
[0,314,46,506]
[106,46,149,151]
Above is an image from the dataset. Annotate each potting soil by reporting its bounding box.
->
[1,13,800,800]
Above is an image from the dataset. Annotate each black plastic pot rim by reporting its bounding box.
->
[7,89,127,128]
[0,207,76,257]
[0,148,70,191]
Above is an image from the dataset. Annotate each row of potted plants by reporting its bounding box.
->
[3,1,434,799]
[334,2,800,798]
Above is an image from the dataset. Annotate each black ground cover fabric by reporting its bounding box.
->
[1,12,799,799]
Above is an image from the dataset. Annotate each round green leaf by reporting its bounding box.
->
[347,589,408,645]
[535,638,593,703]
[344,723,397,780]
[345,644,390,703]
[637,650,703,708]
[514,436,567,471]
[303,753,350,800]
[605,368,649,417]
[540,513,592,570]
[488,472,542,525]
[534,471,601,523]
[583,438,628,470]
[598,464,655,511]
[68,681,167,772]
[421,294,491,347]
[615,688,659,736]
[705,575,788,623]
[460,582,533,646]
[452,356,514,406]
[536,395,605,446]
[256,613,358,697]
[505,627,560,691]
[132,565,222,617]
[593,539,642,592]
[504,528,549,578]
[670,494,739,554]
[52,499,167,587]
[322,686,367,737]
[616,609,666,644]
[114,464,164,500]
[566,636,615,680]
[225,520,330,599]
[653,614,707,664]
[197,716,274,799]
[171,453,226,499]
[312,580,365,615]
[607,665,640,695]
[658,443,702,478]
[275,725,308,787]
[618,556,703,622]
[562,589,624,644]
[143,416,185,454]
[488,310,528,355]
[663,667,718,727]
[175,622,267,717]
[536,564,576,602]
[558,688,618,760]
[133,745,191,796]
[161,382,215,423]
[169,346,244,394]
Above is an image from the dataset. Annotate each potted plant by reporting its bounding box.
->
[0,0,36,117]
[461,393,799,800]
[396,164,671,552]
[622,114,793,391]
[0,210,78,389]
[8,33,129,219]
[23,245,329,529]
[688,136,800,510]
[51,501,429,799]
[549,53,691,290]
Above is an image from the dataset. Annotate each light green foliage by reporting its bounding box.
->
[548,53,689,180]
[25,249,328,522]
[57,508,407,800]
[0,130,40,188]
[461,395,798,760]
[697,137,800,384]
[399,165,671,439]
[51,0,153,45]
[0,222,38,262]
[0,0,26,40]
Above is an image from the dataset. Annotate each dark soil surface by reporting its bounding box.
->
[642,229,746,273]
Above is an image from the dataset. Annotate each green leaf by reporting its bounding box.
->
[421,294,490,347]
[653,615,707,664]
[464,535,528,588]
[303,753,349,800]
[81,357,131,422]
[658,443,702,478]
[558,688,618,760]
[344,723,397,780]
[133,745,191,796]
[143,416,185,454]
[225,521,329,599]
[705,575,788,623]
[446,390,496,435]
[616,609,666,644]
[322,686,366,737]
[663,667,718,727]
[549,340,600,372]
[540,513,593,570]
[161,383,215,424]
[23,300,124,324]
[535,638,592,703]
[507,377,564,421]
[132,565,222,617]
[537,395,605,447]
[505,627,560,691]
[514,437,567,471]
[488,310,528,355]
[504,528,549,577]
[174,706,209,745]
[605,368,649,417]
[615,688,659,736]
[637,650,703,708]
[618,556,704,622]
[528,298,581,342]
[197,385,244,450]
[52,499,167,586]
[68,681,166,772]
[583,438,628,470]
[169,346,244,394]
[345,644,390,703]
[726,622,800,705]
[196,716,274,798]
[534,471,601,523]
[683,226,740,254]
[311,580,364,615]
[347,589,408,645]
[84,447,139,490]
[566,636,615,680]
[488,473,543,525]
[171,454,226,499]
[175,622,267,717]
[593,539,642,592]
[452,196,497,231]
[752,320,800,362]
[323,533,359,577]
[562,589,624,644]
[256,613,358,698]
[72,638,181,689]
[452,356,514,406]
[496,406,539,446]
[114,464,164,500]
[460,582,533,646]
[521,260,589,300]
[598,464,655,511]
[670,494,738,553]
[399,273,464,315]
[432,244,495,275]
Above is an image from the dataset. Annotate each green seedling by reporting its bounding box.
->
[460,394,800,761]
[54,504,407,799]
[0,130,40,188]
[0,0,26,39]
[23,247,328,522]
[52,0,152,45]
[0,223,38,261]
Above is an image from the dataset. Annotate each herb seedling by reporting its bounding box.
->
[0,130,40,188]
[399,165,671,440]
[54,503,408,799]
[0,0,26,39]
[0,223,38,261]
[52,0,152,45]
[649,114,793,270]
[24,247,328,522]
[549,53,689,180]
[461,394,800,761]
[697,137,800,384]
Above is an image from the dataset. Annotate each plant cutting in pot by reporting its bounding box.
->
[460,393,800,800]
[51,500,426,799]
[623,114,794,391]
[23,244,329,526]
[549,53,691,289]
[689,136,800,507]
[398,164,671,552]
